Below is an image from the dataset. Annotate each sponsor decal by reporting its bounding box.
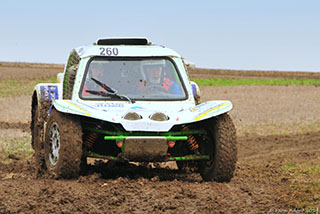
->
[189,107,199,112]
[189,102,216,112]
[194,102,231,121]
[96,103,124,108]
[40,85,58,101]
[76,102,96,110]
[130,106,144,110]
[65,101,91,116]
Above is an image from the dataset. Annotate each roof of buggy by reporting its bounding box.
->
[75,38,181,58]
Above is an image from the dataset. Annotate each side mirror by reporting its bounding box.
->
[190,81,201,105]
[57,73,64,83]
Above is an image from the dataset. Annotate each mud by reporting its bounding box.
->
[1,131,319,213]
[1,62,320,213]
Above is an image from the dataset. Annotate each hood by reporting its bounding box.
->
[52,100,232,132]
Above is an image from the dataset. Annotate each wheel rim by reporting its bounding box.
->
[48,122,60,167]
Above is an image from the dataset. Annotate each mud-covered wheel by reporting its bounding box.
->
[199,113,237,182]
[63,66,77,99]
[31,105,46,171]
[44,109,83,178]
[31,105,41,150]
[63,49,80,99]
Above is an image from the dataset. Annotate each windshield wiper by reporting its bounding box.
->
[88,78,134,103]
[86,90,134,103]
[91,77,116,93]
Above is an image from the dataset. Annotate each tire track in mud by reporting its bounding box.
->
[0,122,29,131]
[1,131,319,213]
[238,131,320,161]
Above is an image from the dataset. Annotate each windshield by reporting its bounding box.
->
[80,58,187,101]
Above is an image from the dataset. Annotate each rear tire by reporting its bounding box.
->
[199,113,237,182]
[44,109,83,178]
[31,105,46,173]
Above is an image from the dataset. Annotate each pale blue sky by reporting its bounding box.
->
[0,0,319,72]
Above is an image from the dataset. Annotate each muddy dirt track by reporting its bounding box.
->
[1,63,320,213]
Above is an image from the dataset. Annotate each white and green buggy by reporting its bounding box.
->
[31,38,237,182]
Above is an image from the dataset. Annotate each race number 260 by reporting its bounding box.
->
[99,48,119,56]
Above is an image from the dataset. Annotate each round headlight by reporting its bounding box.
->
[123,112,142,120]
[149,112,169,121]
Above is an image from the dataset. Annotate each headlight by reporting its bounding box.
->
[149,112,169,121]
[123,112,142,120]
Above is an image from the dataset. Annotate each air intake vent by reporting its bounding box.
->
[96,38,149,46]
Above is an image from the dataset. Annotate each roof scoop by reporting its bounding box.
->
[96,38,149,46]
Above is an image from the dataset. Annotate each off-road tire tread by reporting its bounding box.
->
[63,67,77,99]
[32,105,46,173]
[45,109,83,178]
[63,49,80,99]
[31,101,51,175]
[200,113,237,182]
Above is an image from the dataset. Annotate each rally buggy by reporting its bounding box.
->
[31,38,237,182]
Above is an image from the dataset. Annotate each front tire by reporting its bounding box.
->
[199,113,237,182]
[44,109,83,178]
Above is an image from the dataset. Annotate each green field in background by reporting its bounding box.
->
[192,78,320,86]
[1,77,320,98]
[0,77,57,97]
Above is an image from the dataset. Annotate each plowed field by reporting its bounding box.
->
[1,62,320,213]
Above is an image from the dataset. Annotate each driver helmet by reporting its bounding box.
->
[142,60,166,84]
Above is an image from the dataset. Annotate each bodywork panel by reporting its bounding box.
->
[52,99,232,132]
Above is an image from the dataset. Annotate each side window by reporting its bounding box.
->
[63,50,81,99]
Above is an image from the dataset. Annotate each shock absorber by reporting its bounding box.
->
[182,127,200,154]
[84,132,99,148]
